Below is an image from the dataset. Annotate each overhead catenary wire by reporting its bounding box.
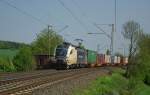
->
[57,25,69,33]
[70,0,87,17]
[93,23,111,38]
[70,0,96,28]
[70,0,111,36]
[70,0,115,58]
[0,0,49,26]
[57,0,90,33]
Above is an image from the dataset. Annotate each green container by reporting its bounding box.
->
[87,50,96,64]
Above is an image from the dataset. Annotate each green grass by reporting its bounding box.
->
[0,49,18,60]
[133,82,150,95]
[74,73,128,95]
[0,49,18,72]
[73,69,150,95]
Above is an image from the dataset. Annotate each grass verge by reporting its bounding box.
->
[73,68,150,95]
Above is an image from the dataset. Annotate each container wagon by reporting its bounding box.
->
[35,54,55,69]
[87,50,97,67]
[76,47,87,68]
[123,57,128,65]
[104,55,111,65]
[114,56,118,64]
[117,56,121,64]
[96,54,105,66]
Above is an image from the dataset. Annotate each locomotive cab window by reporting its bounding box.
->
[70,49,73,54]
[56,48,67,57]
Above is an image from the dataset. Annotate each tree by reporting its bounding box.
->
[122,20,143,77]
[13,46,35,71]
[106,49,110,55]
[31,29,63,55]
[137,34,150,85]
[122,20,143,60]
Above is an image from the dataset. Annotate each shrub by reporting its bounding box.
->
[144,71,150,85]
[13,46,36,71]
[0,57,15,72]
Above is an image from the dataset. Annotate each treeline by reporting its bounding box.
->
[0,29,63,72]
[0,40,29,49]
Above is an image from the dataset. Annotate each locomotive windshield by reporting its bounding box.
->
[56,48,67,57]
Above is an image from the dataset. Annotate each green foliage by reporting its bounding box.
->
[106,49,110,55]
[136,34,150,85]
[126,34,150,85]
[127,79,150,95]
[145,73,150,85]
[0,57,16,72]
[115,52,124,58]
[123,33,150,95]
[122,20,144,80]
[0,40,29,49]
[73,69,150,95]
[13,46,36,71]
[134,84,150,95]
[0,49,18,60]
[122,20,150,88]
[31,29,63,55]
[0,49,18,72]
[74,73,128,95]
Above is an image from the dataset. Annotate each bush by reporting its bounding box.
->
[0,57,16,72]
[73,73,128,95]
[73,72,150,95]
[31,29,63,55]
[13,46,36,71]
[144,71,150,85]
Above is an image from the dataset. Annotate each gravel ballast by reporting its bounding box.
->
[33,69,110,95]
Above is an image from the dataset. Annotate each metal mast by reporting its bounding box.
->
[48,25,52,58]
[111,24,114,63]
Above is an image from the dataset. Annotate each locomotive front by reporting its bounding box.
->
[55,44,68,69]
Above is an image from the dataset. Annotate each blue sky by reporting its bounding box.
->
[0,0,150,54]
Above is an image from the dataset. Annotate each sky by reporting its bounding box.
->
[0,0,150,55]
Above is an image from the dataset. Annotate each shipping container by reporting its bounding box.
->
[87,50,97,67]
[123,57,128,65]
[100,54,105,65]
[120,57,124,64]
[96,54,100,66]
[96,54,105,66]
[104,55,111,64]
[114,56,118,64]
[117,56,121,64]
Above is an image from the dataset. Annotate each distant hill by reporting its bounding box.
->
[0,40,30,49]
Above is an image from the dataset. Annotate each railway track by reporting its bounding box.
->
[0,70,69,85]
[0,69,58,81]
[0,68,110,95]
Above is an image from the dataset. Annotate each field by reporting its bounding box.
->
[0,49,18,60]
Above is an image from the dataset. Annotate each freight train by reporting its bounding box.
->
[54,42,128,69]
